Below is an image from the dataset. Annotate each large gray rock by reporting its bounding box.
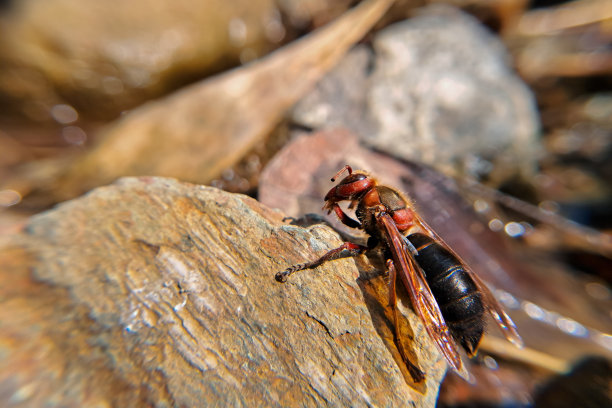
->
[292,5,541,183]
[368,5,540,182]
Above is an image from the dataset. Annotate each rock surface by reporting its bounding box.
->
[0,177,446,407]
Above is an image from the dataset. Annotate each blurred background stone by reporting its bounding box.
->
[0,0,282,122]
[367,5,540,184]
[292,5,541,186]
[0,0,393,209]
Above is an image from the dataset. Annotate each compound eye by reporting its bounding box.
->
[339,173,367,185]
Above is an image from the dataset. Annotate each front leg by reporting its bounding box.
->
[327,203,362,229]
[275,242,367,282]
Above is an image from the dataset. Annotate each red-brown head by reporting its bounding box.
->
[323,166,376,211]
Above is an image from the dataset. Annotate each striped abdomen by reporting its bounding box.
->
[407,233,485,355]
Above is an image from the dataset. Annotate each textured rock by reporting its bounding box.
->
[0,177,445,407]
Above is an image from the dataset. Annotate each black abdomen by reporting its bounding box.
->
[407,233,485,355]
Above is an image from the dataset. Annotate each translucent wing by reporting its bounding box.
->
[377,212,463,372]
[470,271,524,348]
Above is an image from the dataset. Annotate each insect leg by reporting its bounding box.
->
[275,242,366,282]
[387,258,425,382]
[324,203,362,229]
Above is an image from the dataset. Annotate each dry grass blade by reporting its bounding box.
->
[506,0,612,78]
[479,336,570,374]
[515,0,612,37]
